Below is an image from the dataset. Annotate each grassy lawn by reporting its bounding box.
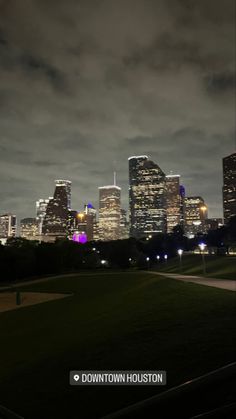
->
[156,254,236,280]
[0,271,235,419]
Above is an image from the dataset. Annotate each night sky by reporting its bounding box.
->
[0,0,235,220]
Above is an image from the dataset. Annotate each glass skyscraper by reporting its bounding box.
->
[166,174,181,233]
[223,152,236,223]
[184,196,208,237]
[98,185,121,241]
[0,213,17,239]
[42,180,71,238]
[129,155,166,238]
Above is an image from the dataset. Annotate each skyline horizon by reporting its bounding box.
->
[3,150,235,222]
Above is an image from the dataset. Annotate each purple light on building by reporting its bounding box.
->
[72,232,87,244]
[79,233,87,244]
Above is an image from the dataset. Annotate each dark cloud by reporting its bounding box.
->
[205,72,236,93]
[0,0,235,219]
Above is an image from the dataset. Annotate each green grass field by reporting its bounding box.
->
[156,254,236,279]
[0,271,235,419]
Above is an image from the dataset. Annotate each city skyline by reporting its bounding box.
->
[0,0,235,221]
[1,152,234,222]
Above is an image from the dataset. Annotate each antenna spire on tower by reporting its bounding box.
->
[114,171,117,186]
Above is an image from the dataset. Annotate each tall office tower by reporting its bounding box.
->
[36,198,53,234]
[20,218,39,240]
[68,203,97,242]
[0,214,17,239]
[55,180,72,210]
[42,180,71,238]
[84,203,97,241]
[166,174,181,233]
[98,183,121,241]
[223,152,236,223]
[179,185,186,230]
[205,218,223,231]
[184,197,208,237]
[120,208,130,239]
[129,155,166,238]
[68,210,78,236]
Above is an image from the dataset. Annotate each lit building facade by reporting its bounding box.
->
[98,185,121,241]
[68,203,97,242]
[166,174,181,233]
[184,196,208,237]
[179,185,186,229]
[129,155,166,238]
[42,180,71,239]
[205,218,223,231]
[223,152,236,223]
[55,179,72,210]
[120,208,130,239]
[0,214,17,239]
[36,197,53,234]
[20,218,39,240]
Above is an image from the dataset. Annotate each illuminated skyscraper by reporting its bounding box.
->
[223,152,236,223]
[129,155,166,238]
[184,196,208,237]
[20,218,39,240]
[84,203,97,241]
[98,182,121,241]
[179,185,186,229]
[0,213,17,239]
[166,174,181,233]
[36,197,53,234]
[42,180,71,238]
[120,208,129,239]
[55,180,72,210]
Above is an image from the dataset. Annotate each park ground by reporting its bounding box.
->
[0,269,235,418]
[155,254,236,280]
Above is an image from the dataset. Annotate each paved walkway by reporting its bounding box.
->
[152,272,236,291]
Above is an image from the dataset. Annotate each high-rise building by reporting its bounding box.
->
[68,203,97,242]
[36,197,53,234]
[120,208,130,239]
[20,218,39,240]
[184,196,208,237]
[98,184,121,241]
[166,174,181,233]
[205,218,223,231]
[55,180,72,210]
[42,180,71,239]
[179,185,186,230]
[129,155,166,238]
[84,203,97,241]
[0,214,17,239]
[223,152,236,223]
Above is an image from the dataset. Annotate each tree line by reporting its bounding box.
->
[0,216,235,284]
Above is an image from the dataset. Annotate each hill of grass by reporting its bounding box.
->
[0,271,235,418]
[156,254,236,280]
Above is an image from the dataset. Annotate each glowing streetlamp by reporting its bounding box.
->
[156,255,160,261]
[146,256,150,269]
[164,254,168,266]
[198,243,207,275]
[178,249,183,273]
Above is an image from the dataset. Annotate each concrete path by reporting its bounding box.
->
[151,272,236,291]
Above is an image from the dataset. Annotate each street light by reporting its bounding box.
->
[164,254,168,266]
[198,243,207,275]
[146,257,150,269]
[178,249,183,273]
[156,255,160,261]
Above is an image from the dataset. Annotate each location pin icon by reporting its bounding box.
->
[74,374,80,382]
